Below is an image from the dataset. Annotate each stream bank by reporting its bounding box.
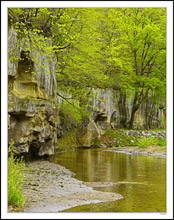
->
[17,160,122,213]
[9,143,166,213]
[105,146,166,158]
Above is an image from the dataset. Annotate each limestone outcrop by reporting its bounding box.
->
[89,88,165,129]
[8,26,60,156]
[73,88,166,148]
[8,96,60,156]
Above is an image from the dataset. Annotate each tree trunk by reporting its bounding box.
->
[129,107,137,129]
[129,92,139,129]
[119,92,127,128]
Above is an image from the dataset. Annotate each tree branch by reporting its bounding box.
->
[56,92,82,112]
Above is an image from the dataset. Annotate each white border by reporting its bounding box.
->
[1,1,173,219]
[1,1,173,8]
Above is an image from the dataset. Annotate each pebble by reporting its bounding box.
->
[21,160,123,213]
[119,130,166,139]
[162,130,166,135]
[131,140,134,143]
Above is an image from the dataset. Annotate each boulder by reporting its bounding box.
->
[76,121,100,147]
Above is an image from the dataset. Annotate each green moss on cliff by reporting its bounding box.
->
[56,130,79,150]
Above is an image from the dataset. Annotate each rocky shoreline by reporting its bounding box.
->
[10,144,166,213]
[16,160,122,213]
[105,146,166,158]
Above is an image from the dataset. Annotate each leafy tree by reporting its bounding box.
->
[103,8,166,128]
[8,8,110,123]
[8,8,166,128]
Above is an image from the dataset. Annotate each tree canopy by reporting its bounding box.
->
[8,8,166,128]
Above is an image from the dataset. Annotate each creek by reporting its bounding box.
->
[49,148,166,212]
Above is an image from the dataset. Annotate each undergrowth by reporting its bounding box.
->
[137,137,166,148]
[8,139,26,209]
[101,129,166,148]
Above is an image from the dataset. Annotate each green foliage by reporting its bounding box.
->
[8,8,111,89]
[103,129,166,148]
[110,130,134,147]
[8,139,25,208]
[96,8,166,128]
[8,8,166,127]
[93,139,101,147]
[56,129,78,150]
[58,99,90,127]
[8,8,111,125]
[104,130,112,135]
[137,137,166,148]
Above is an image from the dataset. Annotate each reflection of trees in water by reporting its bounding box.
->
[50,149,166,212]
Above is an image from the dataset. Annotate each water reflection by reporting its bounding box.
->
[49,148,166,212]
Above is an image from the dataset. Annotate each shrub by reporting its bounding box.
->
[102,129,166,148]
[8,139,25,208]
[137,137,166,148]
[93,138,101,147]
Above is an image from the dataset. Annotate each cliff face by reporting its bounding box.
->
[89,88,166,130]
[8,27,166,155]
[75,88,166,147]
[8,26,61,156]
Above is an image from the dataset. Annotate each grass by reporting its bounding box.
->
[93,138,101,147]
[8,139,26,209]
[137,137,166,148]
[101,129,166,148]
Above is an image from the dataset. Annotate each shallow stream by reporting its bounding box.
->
[49,148,166,212]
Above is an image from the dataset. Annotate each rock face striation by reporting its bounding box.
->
[8,26,166,155]
[75,88,166,147]
[56,88,166,149]
[8,26,60,156]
